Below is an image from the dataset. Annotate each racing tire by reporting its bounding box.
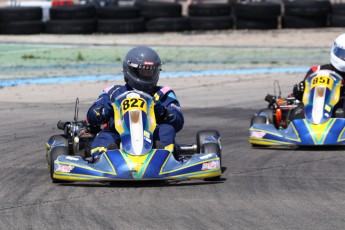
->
[201,143,221,181]
[45,19,96,34]
[135,1,182,19]
[236,18,278,30]
[49,5,96,20]
[49,146,72,183]
[196,130,220,153]
[331,3,345,15]
[96,6,140,19]
[282,15,328,28]
[283,0,331,17]
[46,134,68,164]
[97,18,145,33]
[0,21,44,34]
[0,7,42,21]
[189,16,233,31]
[188,3,232,17]
[146,17,190,32]
[250,116,267,126]
[331,15,345,27]
[234,2,281,20]
[255,108,274,124]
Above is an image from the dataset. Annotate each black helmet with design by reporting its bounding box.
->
[123,46,162,94]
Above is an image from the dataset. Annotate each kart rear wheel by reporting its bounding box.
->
[250,115,267,126]
[202,143,221,181]
[196,130,220,153]
[50,146,71,183]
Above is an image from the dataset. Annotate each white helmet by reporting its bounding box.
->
[330,33,345,72]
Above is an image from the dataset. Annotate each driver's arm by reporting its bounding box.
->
[87,92,111,126]
[159,94,184,133]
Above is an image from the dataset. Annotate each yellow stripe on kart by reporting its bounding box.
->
[303,118,336,145]
[120,149,156,178]
[56,158,117,176]
[249,138,295,146]
[159,153,220,175]
[166,170,221,179]
[338,126,345,142]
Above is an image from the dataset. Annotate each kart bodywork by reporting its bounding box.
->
[47,90,222,182]
[249,70,345,147]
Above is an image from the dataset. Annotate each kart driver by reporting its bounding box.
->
[291,33,345,119]
[87,46,184,162]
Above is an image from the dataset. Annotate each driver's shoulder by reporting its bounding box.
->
[103,85,127,99]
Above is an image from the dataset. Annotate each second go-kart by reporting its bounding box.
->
[46,90,222,183]
[249,70,345,147]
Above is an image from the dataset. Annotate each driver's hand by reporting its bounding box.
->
[101,101,114,122]
[154,100,167,121]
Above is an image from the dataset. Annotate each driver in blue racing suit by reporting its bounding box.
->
[291,33,345,119]
[87,46,184,162]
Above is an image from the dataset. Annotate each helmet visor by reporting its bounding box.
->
[130,64,160,82]
[333,43,345,61]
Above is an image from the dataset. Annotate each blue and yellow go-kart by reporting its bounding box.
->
[46,91,222,183]
[249,70,345,147]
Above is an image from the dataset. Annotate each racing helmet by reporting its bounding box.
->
[123,46,162,94]
[330,33,345,72]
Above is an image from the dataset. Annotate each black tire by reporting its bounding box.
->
[45,19,96,34]
[96,6,140,19]
[188,3,232,17]
[189,16,233,30]
[235,2,281,20]
[282,15,328,28]
[0,21,43,34]
[135,1,182,19]
[196,130,220,153]
[250,116,267,126]
[49,146,71,183]
[0,7,42,21]
[146,17,189,32]
[256,108,274,124]
[202,143,221,181]
[236,18,278,30]
[97,17,145,33]
[331,15,345,27]
[283,0,331,17]
[331,3,345,15]
[50,5,96,20]
[46,134,68,164]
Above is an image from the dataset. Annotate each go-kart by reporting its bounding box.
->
[46,90,222,183]
[249,70,345,147]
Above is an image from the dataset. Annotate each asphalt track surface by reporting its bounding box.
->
[1,71,345,230]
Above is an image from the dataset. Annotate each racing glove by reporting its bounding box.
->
[101,101,114,122]
[293,81,305,101]
[154,100,168,122]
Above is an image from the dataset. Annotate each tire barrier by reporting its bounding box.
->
[0,7,43,34]
[96,6,144,33]
[97,17,145,33]
[45,19,96,34]
[282,0,331,28]
[0,0,344,35]
[331,3,345,27]
[146,17,190,32]
[235,2,280,29]
[188,3,233,30]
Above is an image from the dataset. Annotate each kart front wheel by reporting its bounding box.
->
[202,142,221,181]
[46,134,68,165]
[250,115,267,126]
[49,146,71,183]
[196,130,221,153]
